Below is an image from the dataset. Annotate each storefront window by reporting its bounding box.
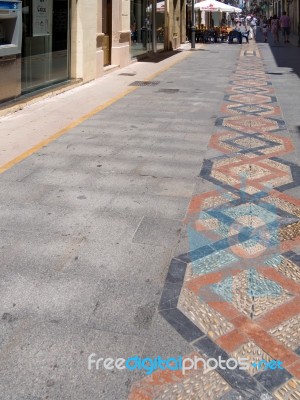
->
[21,0,70,93]
[130,0,164,58]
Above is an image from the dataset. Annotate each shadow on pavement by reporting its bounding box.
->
[137,50,183,63]
[256,29,300,78]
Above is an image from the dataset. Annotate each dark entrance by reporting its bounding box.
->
[102,0,112,66]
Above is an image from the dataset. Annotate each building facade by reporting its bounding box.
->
[0,0,188,104]
[269,0,300,34]
[0,0,132,102]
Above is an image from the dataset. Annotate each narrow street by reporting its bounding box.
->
[0,38,300,400]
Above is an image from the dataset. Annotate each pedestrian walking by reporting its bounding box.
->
[250,15,258,39]
[262,17,268,42]
[271,15,280,44]
[280,11,291,43]
[267,16,272,30]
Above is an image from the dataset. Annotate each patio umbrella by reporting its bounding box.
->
[194,0,237,12]
[156,1,165,12]
[146,1,165,13]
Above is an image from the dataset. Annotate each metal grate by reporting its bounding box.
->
[119,73,136,76]
[157,89,179,93]
[129,81,160,87]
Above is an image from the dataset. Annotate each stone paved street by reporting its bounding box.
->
[0,38,300,400]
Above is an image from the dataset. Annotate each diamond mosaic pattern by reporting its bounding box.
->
[129,46,300,400]
[178,287,234,339]
[230,342,273,376]
[221,115,282,134]
[205,153,295,190]
[209,131,293,157]
[129,354,232,400]
[224,103,281,117]
[266,255,300,283]
[269,314,300,351]
[212,269,293,319]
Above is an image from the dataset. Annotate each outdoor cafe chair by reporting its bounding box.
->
[203,30,217,43]
[241,30,250,43]
[228,30,242,44]
[195,30,205,43]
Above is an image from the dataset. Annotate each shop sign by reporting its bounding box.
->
[32,0,50,36]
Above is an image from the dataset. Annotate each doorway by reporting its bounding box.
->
[102,0,112,66]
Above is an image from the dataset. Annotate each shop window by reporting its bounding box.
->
[21,0,70,93]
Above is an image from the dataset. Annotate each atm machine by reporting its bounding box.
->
[0,0,22,102]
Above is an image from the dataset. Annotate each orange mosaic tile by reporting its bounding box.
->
[216,329,248,353]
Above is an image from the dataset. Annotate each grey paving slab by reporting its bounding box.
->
[42,142,119,157]
[132,216,182,247]
[0,180,49,205]
[86,278,162,336]
[13,169,93,190]
[0,272,102,326]
[0,203,91,234]
[129,161,202,180]
[36,185,115,211]
[20,171,196,199]
[105,192,190,219]
[61,237,172,284]
[0,319,145,400]
[0,229,85,280]
[140,312,192,359]
[110,175,196,198]
[0,318,20,352]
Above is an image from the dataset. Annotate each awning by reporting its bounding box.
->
[194,0,237,13]
[146,1,165,13]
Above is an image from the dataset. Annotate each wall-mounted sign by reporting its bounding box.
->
[0,2,18,10]
[32,0,50,36]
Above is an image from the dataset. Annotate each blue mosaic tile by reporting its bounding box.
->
[177,244,215,264]
[212,276,233,302]
[192,249,238,275]
[265,255,284,267]
[211,238,230,251]
[187,226,213,250]
[222,203,278,224]
[198,211,232,238]
[247,269,283,297]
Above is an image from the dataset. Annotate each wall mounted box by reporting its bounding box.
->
[0,1,22,102]
[0,0,22,57]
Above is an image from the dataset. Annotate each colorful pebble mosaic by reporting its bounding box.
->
[129,46,300,399]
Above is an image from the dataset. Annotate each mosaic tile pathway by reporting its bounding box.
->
[128,46,300,399]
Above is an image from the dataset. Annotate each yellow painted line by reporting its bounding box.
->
[0,49,193,174]
[0,87,136,174]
